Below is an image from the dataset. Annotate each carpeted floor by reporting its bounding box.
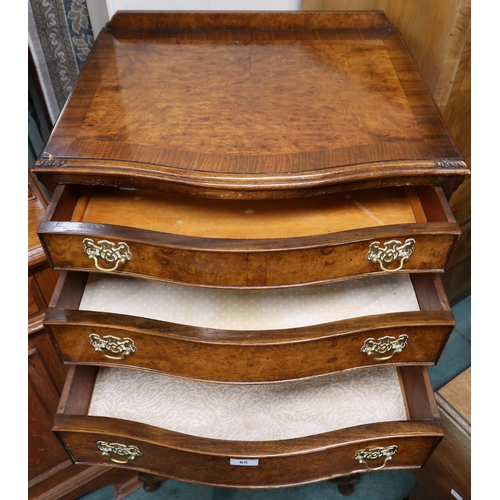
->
[84,470,417,500]
[79,295,471,500]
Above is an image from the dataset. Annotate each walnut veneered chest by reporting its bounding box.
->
[33,11,469,492]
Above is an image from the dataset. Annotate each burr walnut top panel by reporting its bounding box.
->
[83,41,414,155]
[34,12,468,197]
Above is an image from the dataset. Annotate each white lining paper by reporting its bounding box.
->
[88,366,408,441]
[79,273,420,331]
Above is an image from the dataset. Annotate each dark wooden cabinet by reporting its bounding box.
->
[29,170,67,490]
[28,318,70,484]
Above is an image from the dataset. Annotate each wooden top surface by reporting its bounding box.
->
[34,12,468,198]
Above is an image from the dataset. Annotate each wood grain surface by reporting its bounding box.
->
[33,12,468,198]
[302,1,471,302]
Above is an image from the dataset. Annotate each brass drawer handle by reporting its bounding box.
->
[97,441,141,464]
[83,238,132,272]
[353,445,398,471]
[366,238,415,272]
[89,333,137,360]
[360,334,409,361]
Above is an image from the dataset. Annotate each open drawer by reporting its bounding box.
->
[38,184,460,288]
[44,271,454,382]
[54,364,443,488]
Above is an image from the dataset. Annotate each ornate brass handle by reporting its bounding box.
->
[97,441,141,464]
[89,333,137,360]
[83,238,132,272]
[360,334,409,361]
[366,239,415,273]
[353,445,398,471]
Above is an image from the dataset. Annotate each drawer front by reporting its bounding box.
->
[54,365,443,488]
[38,184,460,287]
[57,430,440,488]
[46,316,453,382]
[39,228,458,288]
[45,271,455,381]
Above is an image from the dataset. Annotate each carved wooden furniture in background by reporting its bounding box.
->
[301,0,471,305]
[33,11,469,496]
[29,170,59,321]
[29,169,67,496]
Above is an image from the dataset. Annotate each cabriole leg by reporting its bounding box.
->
[330,473,361,496]
[137,472,165,493]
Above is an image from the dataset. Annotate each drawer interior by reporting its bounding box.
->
[56,364,441,488]
[87,366,408,441]
[78,273,421,331]
[56,185,441,240]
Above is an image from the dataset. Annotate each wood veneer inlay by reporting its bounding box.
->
[78,39,422,159]
[33,12,468,196]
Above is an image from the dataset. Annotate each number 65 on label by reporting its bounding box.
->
[230,458,259,467]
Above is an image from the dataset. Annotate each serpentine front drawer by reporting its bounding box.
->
[38,184,459,288]
[44,271,454,382]
[54,364,442,488]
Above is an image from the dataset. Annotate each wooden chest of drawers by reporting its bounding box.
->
[33,11,469,494]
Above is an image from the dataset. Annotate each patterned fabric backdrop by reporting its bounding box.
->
[28,0,95,125]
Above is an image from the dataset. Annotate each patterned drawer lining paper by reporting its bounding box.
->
[88,366,407,441]
[79,274,420,331]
